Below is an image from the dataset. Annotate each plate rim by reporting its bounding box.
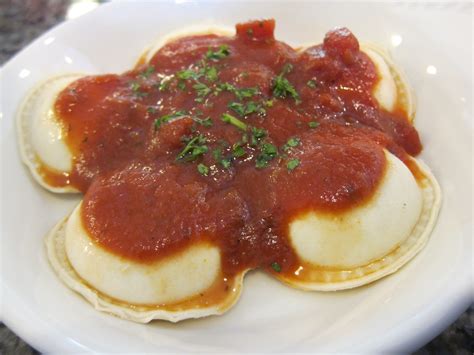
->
[0,1,472,353]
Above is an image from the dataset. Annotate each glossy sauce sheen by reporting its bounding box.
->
[54,20,422,277]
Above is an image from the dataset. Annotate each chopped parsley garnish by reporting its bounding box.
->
[176,134,208,162]
[263,99,274,107]
[148,43,310,172]
[193,82,211,102]
[306,79,317,88]
[177,69,199,80]
[228,101,262,117]
[130,81,148,97]
[154,110,188,130]
[232,143,246,158]
[175,69,201,91]
[139,65,155,79]
[221,157,232,169]
[251,127,268,140]
[193,117,213,127]
[250,126,267,146]
[216,82,235,93]
[197,163,209,176]
[247,101,264,115]
[255,142,277,168]
[177,80,186,91]
[271,262,281,272]
[228,102,246,116]
[217,83,259,101]
[235,87,259,100]
[213,148,232,168]
[206,44,230,61]
[282,137,301,152]
[287,158,300,171]
[286,137,300,147]
[130,82,141,92]
[262,142,277,156]
[213,148,222,161]
[158,76,172,91]
[272,63,300,103]
[221,113,247,131]
[246,28,254,37]
[205,66,218,82]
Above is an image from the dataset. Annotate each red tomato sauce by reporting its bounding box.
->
[52,20,421,276]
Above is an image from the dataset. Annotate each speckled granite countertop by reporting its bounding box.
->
[0,1,472,354]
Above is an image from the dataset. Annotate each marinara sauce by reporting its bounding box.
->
[53,20,421,277]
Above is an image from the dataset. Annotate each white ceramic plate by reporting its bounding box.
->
[1,1,472,353]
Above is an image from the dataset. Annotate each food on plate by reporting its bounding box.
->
[18,19,440,322]
[17,74,84,192]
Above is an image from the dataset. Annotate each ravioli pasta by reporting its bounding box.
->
[18,19,440,322]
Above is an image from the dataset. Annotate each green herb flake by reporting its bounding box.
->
[246,28,254,37]
[250,126,267,146]
[221,157,232,169]
[176,134,208,162]
[287,137,300,147]
[306,79,317,88]
[228,102,245,116]
[287,158,300,171]
[177,69,199,80]
[177,80,186,91]
[216,82,235,93]
[213,148,222,161]
[130,81,148,98]
[213,145,233,169]
[228,101,261,117]
[232,144,246,158]
[263,99,274,107]
[273,76,299,102]
[282,137,301,152]
[308,121,320,129]
[213,149,232,169]
[139,65,155,79]
[154,119,162,130]
[193,82,211,101]
[255,157,269,169]
[272,63,300,103]
[251,126,267,140]
[197,163,209,176]
[271,262,282,273]
[262,142,277,156]
[217,83,259,101]
[130,82,141,92]
[244,101,259,115]
[255,142,277,169]
[158,77,172,92]
[221,113,247,131]
[193,117,213,127]
[154,110,188,130]
[235,87,259,100]
[205,66,218,82]
[206,44,230,61]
